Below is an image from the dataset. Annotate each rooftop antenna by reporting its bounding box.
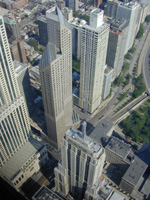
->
[82,120,87,139]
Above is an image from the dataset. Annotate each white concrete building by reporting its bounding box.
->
[54,122,106,199]
[0,15,31,166]
[79,9,109,113]
[0,15,48,191]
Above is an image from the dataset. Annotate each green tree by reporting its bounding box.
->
[27,38,38,51]
[122,62,130,74]
[125,53,132,60]
[145,15,150,23]
[123,74,131,88]
[72,59,80,73]
[129,46,136,54]
[136,23,144,39]
[113,73,124,87]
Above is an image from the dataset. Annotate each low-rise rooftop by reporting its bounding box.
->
[0,137,45,180]
[89,119,114,144]
[122,156,148,186]
[105,137,131,159]
[32,186,65,200]
[14,60,27,74]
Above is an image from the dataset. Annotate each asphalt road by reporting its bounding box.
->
[143,46,150,93]
[110,94,148,123]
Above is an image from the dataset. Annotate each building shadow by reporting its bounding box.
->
[77,121,95,136]
[0,177,26,200]
[105,163,127,185]
[21,178,41,200]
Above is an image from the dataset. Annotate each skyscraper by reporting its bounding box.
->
[106,18,129,79]
[39,7,73,149]
[0,16,31,166]
[38,16,48,47]
[116,2,141,52]
[79,9,109,113]
[65,0,79,11]
[0,16,48,191]
[4,16,21,39]
[54,122,106,199]
[106,0,120,19]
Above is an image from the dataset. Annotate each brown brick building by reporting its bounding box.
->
[9,37,27,63]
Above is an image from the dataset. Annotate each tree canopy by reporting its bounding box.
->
[136,23,144,39]
[120,100,150,143]
[145,15,150,23]
[132,74,146,98]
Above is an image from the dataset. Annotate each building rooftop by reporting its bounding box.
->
[87,178,113,199]
[138,142,150,165]
[104,66,113,74]
[14,60,27,74]
[84,21,109,33]
[89,119,114,144]
[29,65,40,79]
[140,175,150,197]
[46,6,71,30]
[70,17,87,27]
[119,1,139,9]
[90,8,103,15]
[0,7,9,16]
[66,128,103,157]
[105,137,131,159]
[109,191,125,200]
[0,137,45,180]
[110,18,129,33]
[4,16,16,25]
[107,0,120,3]
[122,156,148,186]
[39,42,61,69]
[32,186,65,200]
[97,180,113,199]
[0,0,13,5]
[38,15,47,23]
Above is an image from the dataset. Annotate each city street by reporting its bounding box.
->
[143,46,150,93]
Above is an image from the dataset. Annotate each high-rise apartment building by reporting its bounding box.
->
[38,16,48,47]
[65,0,79,11]
[4,16,21,39]
[79,9,109,113]
[9,37,27,63]
[54,122,106,199]
[106,18,129,79]
[106,0,120,19]
[39,7,73,149]
[116,2,141,52]
[70,18,86,60]
[0,15,48,191]
[0,16,31,166]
